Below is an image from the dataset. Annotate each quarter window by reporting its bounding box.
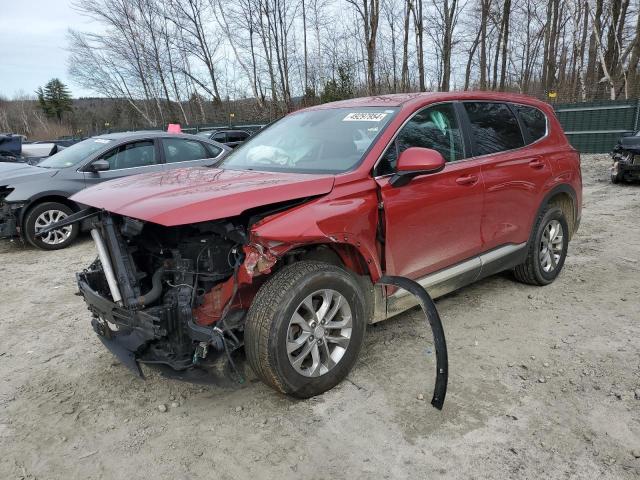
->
[101,140,157,170]
[162,138,211,163]
[515,105,547,143]
[377,103,464,175]
[464,102,524,155]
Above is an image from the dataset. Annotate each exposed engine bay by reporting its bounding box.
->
[76,207,284,375]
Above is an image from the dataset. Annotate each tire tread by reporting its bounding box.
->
[514,206,563,286]
[245,261,356,395]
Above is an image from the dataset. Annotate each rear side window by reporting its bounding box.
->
[162,138,211,163]
[464,102,524,155]
[515,105,547,143]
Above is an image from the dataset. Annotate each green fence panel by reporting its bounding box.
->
[553,99,640,153]
[104,100,640,154]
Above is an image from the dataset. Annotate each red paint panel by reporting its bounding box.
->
[376,160,484,280]
[71,167,335,226]
[479,149,554,249]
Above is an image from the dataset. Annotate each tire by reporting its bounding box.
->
[611,161,623,184]
[514,206,569,286]
[24,202,79,250]
[245,261,367,398]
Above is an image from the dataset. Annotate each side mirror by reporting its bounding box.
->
[89,159,110,172]
[389,147,446,187]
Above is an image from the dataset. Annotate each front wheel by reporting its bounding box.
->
[24,202,79,250]
[514,206,569,286]
[611,162,623,184]
[245,261,367,398]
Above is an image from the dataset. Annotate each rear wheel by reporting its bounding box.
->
[24,202,78,250]
[245,261,367,398]
[514,206,569,286]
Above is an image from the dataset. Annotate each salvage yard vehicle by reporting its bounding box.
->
[0,132,229,250]
[610,131,640,183]
[63,92,582,398]
[0,133,62,165]
[196,129,253,148]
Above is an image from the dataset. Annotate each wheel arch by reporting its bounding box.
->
[19,194,81,228]
[270,242,381,322]
[534,184,579,241]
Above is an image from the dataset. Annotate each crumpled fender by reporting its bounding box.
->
[243,185,383,281]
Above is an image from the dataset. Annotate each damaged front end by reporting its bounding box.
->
[76,210,265,377]
[611,140,640,183]
[0,187,19,239]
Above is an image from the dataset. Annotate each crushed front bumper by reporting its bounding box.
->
[0,201,18,238]
[77,272,166,377]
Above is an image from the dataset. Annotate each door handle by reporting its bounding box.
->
[455,174,478,186]
[529,159,545,169]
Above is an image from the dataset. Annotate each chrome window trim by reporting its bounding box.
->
[77,138,158,173]
[373,100,550,179]
[78,137,225,173]
[462,101,549,161]
[160,137,225,165]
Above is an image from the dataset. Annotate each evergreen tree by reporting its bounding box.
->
[36,79,73,121]
[320,64,355,103]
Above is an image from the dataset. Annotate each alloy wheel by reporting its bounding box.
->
[287,289,353,377]
[34,209,72,245]
[539,219,564,273]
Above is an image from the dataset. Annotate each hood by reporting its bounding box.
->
[619,136,640,150]
[0,162,57,186]
[71,167,335,226]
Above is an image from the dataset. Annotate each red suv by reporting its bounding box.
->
[68,92,582,398]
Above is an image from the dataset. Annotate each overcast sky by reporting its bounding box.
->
[0,1,99,98]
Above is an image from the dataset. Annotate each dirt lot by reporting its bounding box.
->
[0,154,639,479]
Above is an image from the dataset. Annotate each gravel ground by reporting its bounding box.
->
[0,154,639,479]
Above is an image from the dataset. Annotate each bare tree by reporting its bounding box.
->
[346,0,381,94]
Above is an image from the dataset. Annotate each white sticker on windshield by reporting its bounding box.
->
[94,138,110,144]
[343,112,388,122]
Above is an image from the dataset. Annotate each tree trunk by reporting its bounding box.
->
[401,0,411,92]
[498,0,511,90]
[479,0,490,89]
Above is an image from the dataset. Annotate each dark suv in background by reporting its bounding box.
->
[0,131,229,250]
[196,129,252,148]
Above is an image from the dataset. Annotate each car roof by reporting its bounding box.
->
[95,131,226,142]
[302,91,551,112]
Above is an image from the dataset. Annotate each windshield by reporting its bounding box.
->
[220,107,397,173]
[38,137,113,168]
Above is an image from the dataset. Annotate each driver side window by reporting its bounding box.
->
[376,103,464,176]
